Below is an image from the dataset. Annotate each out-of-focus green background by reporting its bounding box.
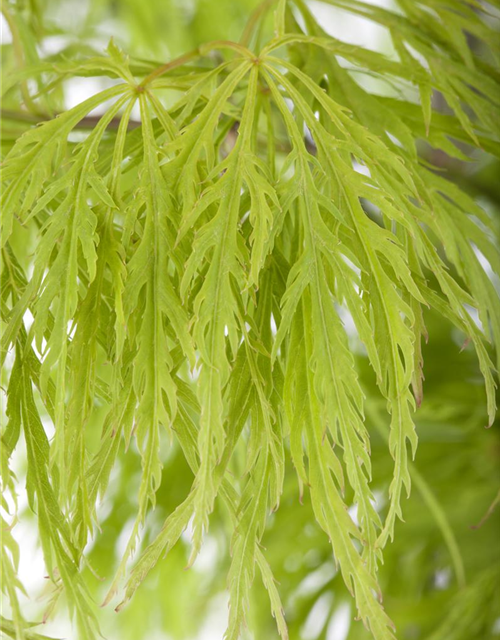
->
[1,1,499,639]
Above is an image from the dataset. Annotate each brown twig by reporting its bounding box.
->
[139,40,253,88]
[0,108,141,130]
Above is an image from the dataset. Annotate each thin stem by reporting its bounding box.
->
[240,0,277,48]
[471,489,500,530]
[139,49,202,87]
[139,40,253,88]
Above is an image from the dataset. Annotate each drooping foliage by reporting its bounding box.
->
[1,0,499,639]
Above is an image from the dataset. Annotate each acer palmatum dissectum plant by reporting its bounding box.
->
[1,0,499,638]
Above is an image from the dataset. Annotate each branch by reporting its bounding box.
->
[0,108,141,130]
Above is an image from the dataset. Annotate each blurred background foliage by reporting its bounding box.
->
[1,1,499,639]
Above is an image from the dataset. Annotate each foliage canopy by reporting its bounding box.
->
[1,0,500,639]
